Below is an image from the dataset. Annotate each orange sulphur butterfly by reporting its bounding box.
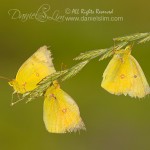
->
[101,45,150,98]
[9,46,85,133]
[9,46,56,94]
[44,81,85,133]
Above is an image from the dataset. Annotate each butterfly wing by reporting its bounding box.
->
[11,46,56,93]
[128,55,150,98]
[101,53,150,98]
[43,84,85,133]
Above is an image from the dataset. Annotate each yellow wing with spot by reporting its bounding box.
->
[101,48,150,98]
[9,46,56,94]
[43,83,85,133]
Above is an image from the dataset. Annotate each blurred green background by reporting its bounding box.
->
[0,0,150,150]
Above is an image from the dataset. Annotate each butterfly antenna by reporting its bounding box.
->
[47,45,51,50]
[61,62,67,71]
[10,92,24,106]
[11,98,24,106]
[61,62,64,71]
[0,76,10,81]
[113,40,118,54]
[130,42,134,50]
[114,40,116,50]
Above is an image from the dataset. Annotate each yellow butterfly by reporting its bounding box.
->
[9,46,85,133]
[101,45,150,98]
[9,46,56,94]
[44,81,85,133]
